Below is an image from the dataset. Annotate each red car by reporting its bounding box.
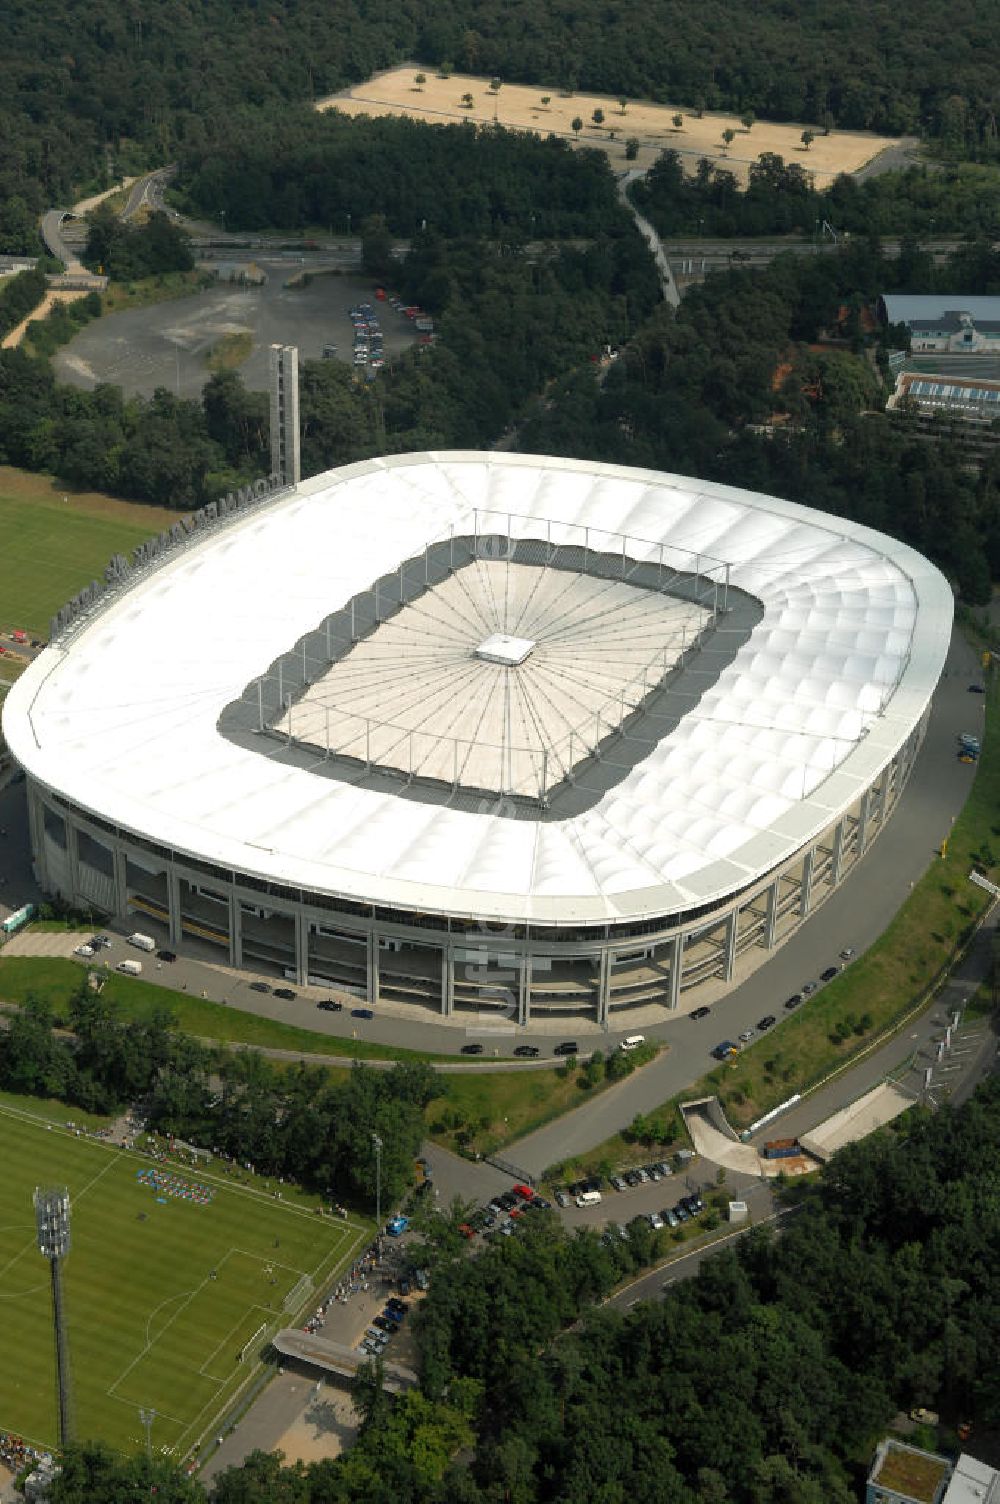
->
[512,1184,533,1200]
[458,1222,474,1239]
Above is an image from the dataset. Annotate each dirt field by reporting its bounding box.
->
[318,67,899,186]
[1,289,88,350]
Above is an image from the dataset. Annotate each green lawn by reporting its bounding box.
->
[0,1100,366,1455]
[0,471,177,638]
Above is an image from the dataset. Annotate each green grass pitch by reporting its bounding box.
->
[0,494,157,638]
[0,1101,366,1455]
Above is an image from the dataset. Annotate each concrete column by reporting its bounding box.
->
[167,869,182,945]
[111,846,127,918]
[877,762,892,823]
[764,878,779,949]
[722,911,738,982]
[799,847,815,918]
[295,910,308,986]
[229,891,243,969]
[27,788,48,890]
[440,946,454,1016]
[518,950,531,1027]
[597,949,612,1027]
[66,821,81,904]
[830,819,846,886]
[857,787,872,854]
[367,929,380,1005]
[668,933,682,1010]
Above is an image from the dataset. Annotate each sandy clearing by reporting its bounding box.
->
[318,66,899,187]
[271,1388,360,1464]
[1,290,89,350]
[72,176,140,217]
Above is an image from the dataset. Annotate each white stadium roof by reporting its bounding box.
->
[3,453,953,928]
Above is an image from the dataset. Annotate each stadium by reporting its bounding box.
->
[2,452,952,1028]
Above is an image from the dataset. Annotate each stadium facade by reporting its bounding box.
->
[2,454,952,1027]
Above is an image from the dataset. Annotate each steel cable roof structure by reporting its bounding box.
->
[4,453,952,1025]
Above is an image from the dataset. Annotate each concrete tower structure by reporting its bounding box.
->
[269,343,301,486]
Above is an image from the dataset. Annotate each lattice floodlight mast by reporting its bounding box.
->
[34,1187,74,1447]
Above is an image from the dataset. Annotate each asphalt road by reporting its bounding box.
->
[39,209,84,274]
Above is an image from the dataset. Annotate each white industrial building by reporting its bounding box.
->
[2,453,952,1027]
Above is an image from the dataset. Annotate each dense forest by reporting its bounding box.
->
[3,0,1000,249]
[632,151,1000,241]
[40,1075,1000,1502]
[177,112,623,237]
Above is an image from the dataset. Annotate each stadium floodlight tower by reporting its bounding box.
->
[34,1186,74,1446]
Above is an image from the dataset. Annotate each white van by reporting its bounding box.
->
[118,958,143,976]
[576,1189,603,1207]
[619,1034,646,1052]
[127,932,156,952]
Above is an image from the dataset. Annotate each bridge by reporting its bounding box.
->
[270,1328,418,1392]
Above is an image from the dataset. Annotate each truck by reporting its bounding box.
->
[127,932,156,952]
[117,958,143,976]
[763,1138,800,1160]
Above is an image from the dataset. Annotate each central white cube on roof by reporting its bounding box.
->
[476,633,536,666]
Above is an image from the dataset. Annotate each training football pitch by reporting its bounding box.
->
[0,1101,365,1455]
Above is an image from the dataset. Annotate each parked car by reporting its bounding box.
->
[648,1211,665,1230]
[512,1184,533,1199]
[673,1201,690,1222]
[74,943,95,957]
[317,999,343,1012]
[610,1175,628,1192]
[645,1164,663,1181]
[757,1015,777,1030]
[690,1006,711,1020]
[652,1161,672,1178]
[274,987,296,1000]
[249,981,271,993]
[801,982,816,995]
[555,1189,571,1208]
[351,1007,374,1019]
[711,1040,738,1060]
[663,1208,679,1229]
[968,684,986,693]
[738,1028,754,1042]
[839,947,855,961]
[784,994,803,1010]
[461,1043,484,1054]
[156,949,176,962]
[514,1045,540,1057]
[820,966,840,982]
[553,1041,579,1055]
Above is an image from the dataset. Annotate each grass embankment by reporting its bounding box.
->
[100,268,214,315]
[205,330,253,371]
[0,956,441,1063]
[552,670,998,1182]
[426,1045,661,1157]
[0,466,178,636]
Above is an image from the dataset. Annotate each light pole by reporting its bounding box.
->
[35,1188,73,1447]
[372,1132,383,1234]
[139,1407,156,1460]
